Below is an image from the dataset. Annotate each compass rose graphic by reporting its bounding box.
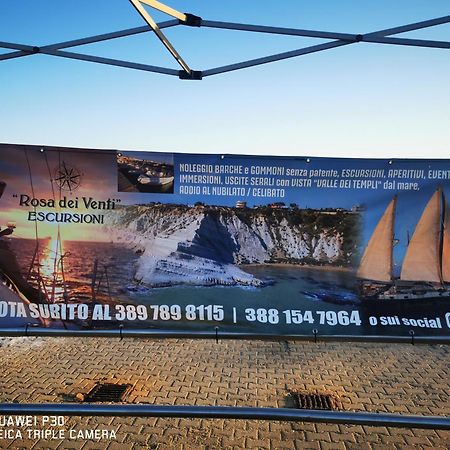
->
[54,161,83,192]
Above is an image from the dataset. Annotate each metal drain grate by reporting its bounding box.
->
[290,392,335,410]
[84,383,130,402]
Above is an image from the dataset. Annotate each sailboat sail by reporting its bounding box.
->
[442,197,450,283]
[400,189,442,283]
[357,197,396,282]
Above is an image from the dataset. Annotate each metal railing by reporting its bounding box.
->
[0,403,448,430]
[0,326,449,429]
[1,325,450,345]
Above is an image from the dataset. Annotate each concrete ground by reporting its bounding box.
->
[0,337,449,449]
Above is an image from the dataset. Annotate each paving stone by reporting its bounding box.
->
[319,443,346,450]
[80,443,105,450]
[56,441,86,450]
[0,338,449,449]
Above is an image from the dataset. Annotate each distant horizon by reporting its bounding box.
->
[8,236,113,244]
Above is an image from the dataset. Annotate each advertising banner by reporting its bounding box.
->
[1,143,449,339]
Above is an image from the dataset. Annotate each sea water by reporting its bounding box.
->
[6,239,446,336]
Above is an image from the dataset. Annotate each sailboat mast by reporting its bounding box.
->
[390,195,397,281]
[438,188,445,285]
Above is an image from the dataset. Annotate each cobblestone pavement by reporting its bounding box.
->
[0,337,449,449]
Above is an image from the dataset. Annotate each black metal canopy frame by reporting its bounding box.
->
[1,0,449,79]
[1,2,450,430]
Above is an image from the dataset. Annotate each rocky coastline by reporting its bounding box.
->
[107,203,359,289]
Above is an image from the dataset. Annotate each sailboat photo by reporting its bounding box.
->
[357,188,450,301]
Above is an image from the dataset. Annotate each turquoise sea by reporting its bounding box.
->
[5,239,449,337]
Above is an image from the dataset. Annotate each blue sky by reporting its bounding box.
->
[0,1,449,159]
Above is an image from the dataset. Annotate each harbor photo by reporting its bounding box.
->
[117,151,174,193]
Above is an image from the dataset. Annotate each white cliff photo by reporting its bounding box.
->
[107,203,359,289]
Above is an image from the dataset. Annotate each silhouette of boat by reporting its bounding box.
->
[137,174,174,186]
[357,188,450,300]
[0,270,50,326]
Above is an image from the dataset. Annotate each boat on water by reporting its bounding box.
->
[0,270,50,327]
[137,174,174,186]
[357,188,450,300]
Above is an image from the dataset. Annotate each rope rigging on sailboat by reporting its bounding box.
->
[23,148,72,305]
[23,148,49,303]
[43,149,70,303]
